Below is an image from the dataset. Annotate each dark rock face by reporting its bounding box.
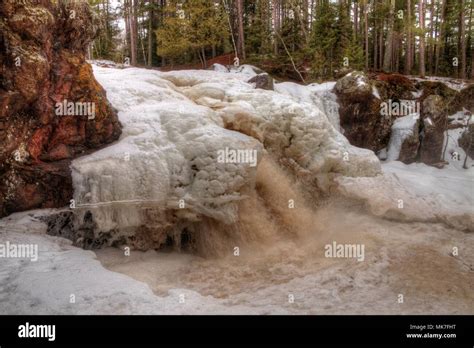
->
[373,73,416,100]
[419,95,449,165]
[248,73,274,90]
[452,84,474,114]
[335,71,474,167]
[335,71,390,152]
[416,81,459,114]
[398,118,421,164]
[0,0,121,217]
[459,123,474,159]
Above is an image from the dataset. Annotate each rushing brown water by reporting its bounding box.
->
[96,156,474,314]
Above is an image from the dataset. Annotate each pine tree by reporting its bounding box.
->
[88,0,121,60]
[336,0,363,72]
[156,0,228,67]
[156,1,191,65]
[310,1,337,78]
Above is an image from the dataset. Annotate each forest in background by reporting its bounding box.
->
[88,0,474,81]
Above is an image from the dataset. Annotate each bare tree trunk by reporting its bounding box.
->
[405,0,412,74]
[379,18,384,69]
[427,0,435,74]
[432,0,440,75]
[435,0,447,75]
[354,1,359,41]
[273,0,279,55]
[383,0,395,72]
[364,0,369,70]
[237,0,246,59]
[374,25,378,70]
[124,0,131,63]
[129,0,138,66]
[471,0,474,79]
[147,0,153,67]
[302,0,309,32]
[460,0,467,79]
[419,0,426,77]
[294,1,308,43]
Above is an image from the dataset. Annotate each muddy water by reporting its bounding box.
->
[95,156,474,314]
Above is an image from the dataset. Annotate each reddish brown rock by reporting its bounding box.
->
[373,73,416,100]
[0,0,121,217]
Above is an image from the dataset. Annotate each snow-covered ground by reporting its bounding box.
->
[410,75,471,92]
[0,64,472,314]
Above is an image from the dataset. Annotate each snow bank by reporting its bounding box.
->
[335,161,474,231]
[0,212,260,314]
[410,76,471,92]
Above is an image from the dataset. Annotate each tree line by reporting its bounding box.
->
[88,0,474,80]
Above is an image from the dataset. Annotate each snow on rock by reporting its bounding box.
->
[372,85,381,99]
[208,63,230,73]
[411,76,471,92]
[443,126,474,169]
[210,63,264,77]
[386,113,419,161]
[335,161,474,231]
[231,64,262,76]
[335,71,372,97]
[274,81,341,131]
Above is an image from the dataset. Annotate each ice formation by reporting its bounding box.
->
[70,66,380,251]
[386,113,420,161]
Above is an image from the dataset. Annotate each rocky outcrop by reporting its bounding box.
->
[335,71,474,167]
[398,122,420,163]
[386,114,420,163]
[373,73,416,100]
[459,123,474,159]
[419,95,448,164]
[0,0,121,217]
[248,73,274,90]
[335,71,390,152]
[451,84,474,114]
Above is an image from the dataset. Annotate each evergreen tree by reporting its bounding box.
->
[156,0,228,67]
[310,1,337,78]
[88,0,121,60]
